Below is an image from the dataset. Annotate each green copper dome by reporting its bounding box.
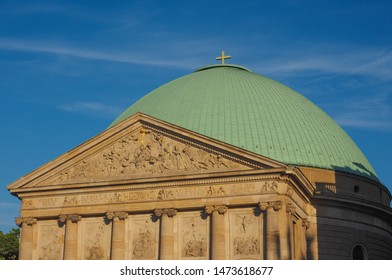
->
[110,64,378,181]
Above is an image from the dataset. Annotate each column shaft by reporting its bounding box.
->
[264,201,282,260]
[60,214,81,260]
[211,210,226,259]
[109,212,128,260]
[157,209,177,260]
[279,209,290,259]
[63,219,78,259]
[19,222,35,260]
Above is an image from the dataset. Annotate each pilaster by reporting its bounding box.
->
[59,214,81,260]
[155,208,177,260]
[205,205,228,260]
[15,217,37,260]
[285,203,296,259]
[259,201,282,260]
[106,212,129,260]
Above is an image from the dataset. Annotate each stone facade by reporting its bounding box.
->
[8,113,392,259]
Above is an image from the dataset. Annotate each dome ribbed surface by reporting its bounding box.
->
[110,64,378,181]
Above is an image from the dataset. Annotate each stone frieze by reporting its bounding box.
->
[24,180,282,209]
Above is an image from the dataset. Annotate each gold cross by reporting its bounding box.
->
[216,50,231,64]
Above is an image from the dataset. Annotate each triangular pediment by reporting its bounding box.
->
[8,113,285,192]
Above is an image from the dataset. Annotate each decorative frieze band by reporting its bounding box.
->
[15,217,37,226]
[58,214,81,223]
[154,208,177,218]
[106,211,129,221]
[205,205,228,215]
[26,180,288,210]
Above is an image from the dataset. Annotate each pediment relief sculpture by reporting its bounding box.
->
[44,128,252,185]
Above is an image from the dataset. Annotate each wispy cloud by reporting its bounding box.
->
[335,118,392,131]
[59,102,123,118]
[0,37,196,69]
[255,47,392,81]
[333,93,392,131]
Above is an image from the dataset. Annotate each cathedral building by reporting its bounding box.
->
[7,55,392,260]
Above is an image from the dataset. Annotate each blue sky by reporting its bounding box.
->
[0,0,391,233]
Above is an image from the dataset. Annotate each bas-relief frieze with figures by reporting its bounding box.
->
[129,215,159,260]
[179,213,209,259]
[82,218,111,260]
[229,209,262,260]
[37,221,64,260]
[24,180,283,210]
[44,127,248,185]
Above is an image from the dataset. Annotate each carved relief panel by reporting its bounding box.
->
[177,211,209,260]
[229,208,263,260]
[80,217,111,260]
[36,220,65,260]
[128,214,159,260]
[44,127,248,185]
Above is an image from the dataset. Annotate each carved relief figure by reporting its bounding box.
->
[132,221,155,259]
[21,199,33,209]
[85,222,108,260]
[63,196,78,206]
[38,225,63,260]
[233,214,260,256]
[157,189,174,200]
[182,218,207,258]
[47,128,241,184]
[261,181,278,192]
[206,186,226,196]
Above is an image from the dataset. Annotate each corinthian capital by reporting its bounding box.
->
[286,203,296,215]
[106,211,128,221]
[154,208,177,218]
[165,208,178,218]
[259,202,268,211]
[216,205,228,215]
[204,205,228,215]
[154,209,163,217]
[58,214,81,223]
[302,218,311,230]
[258,201,282,211]
[271,200,282,211]
[15,217,37,226]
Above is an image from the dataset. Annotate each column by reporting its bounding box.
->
[155,208,177,260]
[260,201,281,260]
[106,212,128,260]
[302,218,314,260]
[59,214,81,260]
[15,217,37,260]
[205,205,228,260]
[285,203,296,259]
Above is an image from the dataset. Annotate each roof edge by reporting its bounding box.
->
[194,64,251,73]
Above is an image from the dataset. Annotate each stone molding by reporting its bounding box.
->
[154,208,177,218]
[58,214,81,223]
[106,211,129,221]
[15,217,37,226]
[205,205,228,215]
